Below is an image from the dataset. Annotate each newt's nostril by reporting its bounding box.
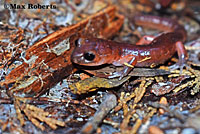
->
[75,38,82,47]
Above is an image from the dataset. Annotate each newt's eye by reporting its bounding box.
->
[83,52,95,61]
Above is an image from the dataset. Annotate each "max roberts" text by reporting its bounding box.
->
[7,4,57,9]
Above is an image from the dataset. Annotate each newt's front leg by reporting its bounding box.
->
[109,56,137,80]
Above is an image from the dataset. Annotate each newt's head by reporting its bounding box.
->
[71,38,113,66]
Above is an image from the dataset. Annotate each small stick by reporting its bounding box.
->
[81,93,117,134]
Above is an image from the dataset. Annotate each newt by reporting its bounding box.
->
[71,15,188,80]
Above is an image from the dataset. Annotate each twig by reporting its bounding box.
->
[81,93,117,134]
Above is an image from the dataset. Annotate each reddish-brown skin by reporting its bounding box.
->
[71,15,188,78]
[159,0,172,7]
